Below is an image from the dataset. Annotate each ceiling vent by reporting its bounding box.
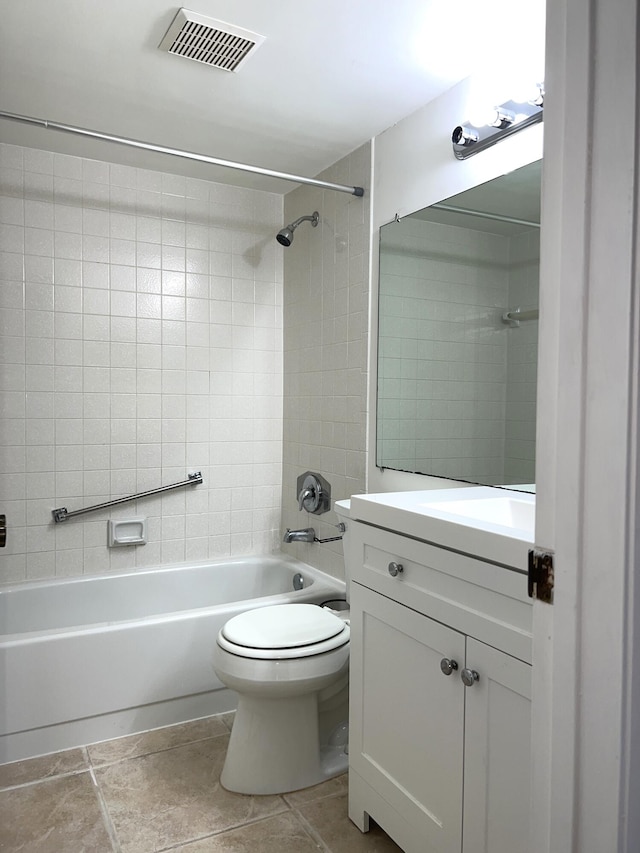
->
[158,9,265,72]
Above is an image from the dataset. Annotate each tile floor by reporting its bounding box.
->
[0,714,402,852]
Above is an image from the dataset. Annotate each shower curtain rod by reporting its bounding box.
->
[0,110,365,197]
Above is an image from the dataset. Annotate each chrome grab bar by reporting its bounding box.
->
[51,472,203,523]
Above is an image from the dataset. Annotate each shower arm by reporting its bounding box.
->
[290,213,319,229]
[0,110,365,198]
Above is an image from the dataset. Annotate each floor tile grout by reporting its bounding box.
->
[291,806,335,853]
[149,808,296,853]
[88,761,122,853]
[0,765,91,792]
[86,730,231,770]
[282,787,348,808]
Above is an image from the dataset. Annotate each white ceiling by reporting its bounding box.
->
[0,0,545,194]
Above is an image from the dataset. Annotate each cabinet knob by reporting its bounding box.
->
[440,658,458,676]
[387,561,404,577]
[461,668,480,687]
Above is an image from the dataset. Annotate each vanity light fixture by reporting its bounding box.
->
[452,83,544,160]
[451,125,479,147]
[485,107,516,128]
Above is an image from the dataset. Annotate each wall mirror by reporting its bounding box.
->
[376,160,541,491]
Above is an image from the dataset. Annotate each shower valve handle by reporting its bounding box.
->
[296,472,331,515]
[298,486,316,511]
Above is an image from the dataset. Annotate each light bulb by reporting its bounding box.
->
[467,104,515,128]
[487,107,515,128]
[511,81,545,106]
[530,82,544,105]
[468,104,496,127]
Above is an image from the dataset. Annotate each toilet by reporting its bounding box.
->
[213,501,351,795]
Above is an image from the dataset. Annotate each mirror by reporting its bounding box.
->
[376,161,541,491]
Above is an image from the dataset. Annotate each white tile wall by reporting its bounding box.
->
[0,143,284,584]
[281,144,371,580]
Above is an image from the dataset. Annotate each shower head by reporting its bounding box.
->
[276,211,319,247]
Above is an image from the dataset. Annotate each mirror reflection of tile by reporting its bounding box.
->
[377,160,541,491]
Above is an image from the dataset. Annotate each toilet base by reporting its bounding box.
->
[220,692,349,795]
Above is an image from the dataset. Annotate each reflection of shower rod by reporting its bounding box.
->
[432,203,540,228]
[502,307,540,327]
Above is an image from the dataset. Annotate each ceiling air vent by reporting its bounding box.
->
[158,9,265,72]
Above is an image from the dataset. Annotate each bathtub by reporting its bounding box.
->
[0,555,346,764]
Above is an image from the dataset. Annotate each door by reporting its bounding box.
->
[349,581,466,853]
[462,638,532,853]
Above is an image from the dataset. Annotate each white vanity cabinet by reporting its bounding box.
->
[347,519,532,853]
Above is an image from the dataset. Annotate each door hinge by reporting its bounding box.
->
[528,549,554,603]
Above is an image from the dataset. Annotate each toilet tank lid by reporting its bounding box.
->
[221,603,346,649]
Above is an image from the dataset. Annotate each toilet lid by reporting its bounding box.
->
[221,603,345,650]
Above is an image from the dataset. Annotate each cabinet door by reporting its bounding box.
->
[350,582,466,853]
[462,639,532,853]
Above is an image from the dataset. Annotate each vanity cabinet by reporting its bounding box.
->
[347,520,532,853]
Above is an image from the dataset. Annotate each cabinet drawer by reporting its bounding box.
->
[348,521,532,663]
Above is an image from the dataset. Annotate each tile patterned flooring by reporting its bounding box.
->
[0,714,402,852]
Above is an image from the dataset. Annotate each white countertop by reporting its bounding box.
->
[348,487,535,571]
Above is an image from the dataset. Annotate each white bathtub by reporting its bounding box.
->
[0,555,346,764]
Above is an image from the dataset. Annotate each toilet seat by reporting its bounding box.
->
[217,603,350,660]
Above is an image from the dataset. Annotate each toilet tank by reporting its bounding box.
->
[334,499,352,602]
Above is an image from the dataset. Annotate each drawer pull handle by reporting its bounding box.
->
[461,668,480,687]
[388,561,404,577]
[440,658,458,676]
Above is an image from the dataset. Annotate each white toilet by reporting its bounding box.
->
[213,501,351,795]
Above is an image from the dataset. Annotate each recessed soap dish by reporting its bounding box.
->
[108,517,147,547]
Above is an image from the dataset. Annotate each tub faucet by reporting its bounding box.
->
[283,527,316,543]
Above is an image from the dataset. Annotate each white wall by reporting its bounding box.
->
[0,143,283,584]
[369,76,543,493]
